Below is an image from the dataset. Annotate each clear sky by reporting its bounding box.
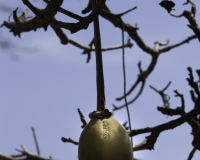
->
[0,0,200,160]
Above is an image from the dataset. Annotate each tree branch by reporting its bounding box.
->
[31,126,41,155]
[170,1,200,42]
[113,54,159,110]
[21,0,106,33]
[130,107,200,150]
[61,137,79,145]
[77,108,87,128]
[150,81,171,109]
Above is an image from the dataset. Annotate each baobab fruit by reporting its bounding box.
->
[78,115,133,160]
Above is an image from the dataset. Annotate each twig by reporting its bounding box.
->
[159,35,197,54]
[150,83,187,116]
[187,67,200,97]
[13,145,48,160]
[68,38,133,52]
[31,126,41,155]
[156,89,186,116]
[21,145,28,152]
[154,40,169,52]
[174,90,185,109]
[116,6,137,17]
[119,55,158,100]
[113,54,158,110]
[43,0,83,20]
[122,121,129,130]
[113,80,145,110]
[50,25,133,61]
[77,108,87,128]
[150,81,171,108]
[61,137,79,145]
[82,38,94,63]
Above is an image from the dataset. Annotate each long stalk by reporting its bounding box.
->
[92,0,106,111]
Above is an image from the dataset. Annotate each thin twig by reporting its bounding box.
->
[77,108,87,128]
[187,67,200,97]
[122,121,129,130]
[81,38,94,63]
[116,6,137,17]
[61,137,79,145]
[150,81,171,108]
[174,90,185,109]
[68,38,133,52]
[43,0,83,20]
[113,80,145,110]
[113,49,159,110]
[31,126,41,155]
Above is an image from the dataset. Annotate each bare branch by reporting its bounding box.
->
[150,81,171,109]
[187,67,200,97]
[170,12,183,18]
[101,10,155,55]
[113,54,159,110]
[122,121,129,130]
[69,38,133,52]
[61,137,79,145]
[2,0,62,37]
[170,1,200,42]
[31,126,41,155]
[130,107,200,151]
[50,24,133,61]
[81,38,94,63]
[159,35,197,54]
[12,146,49,160]
[154,40,169,52]
[183,0,197,17]
[22,0,106,33]
[113,80,145,111]
[77,108,87,128]
[137,61,143,73]
[43,0,83,21]
[115,6,137,17]
[174,90,185,109]
[156,89,187,116]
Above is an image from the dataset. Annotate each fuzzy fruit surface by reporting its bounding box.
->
[78,117,133,160]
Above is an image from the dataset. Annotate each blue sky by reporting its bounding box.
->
[0,0,200,160]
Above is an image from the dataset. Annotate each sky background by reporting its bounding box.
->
[0,0,200,159]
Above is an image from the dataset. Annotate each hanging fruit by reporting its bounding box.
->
[78,109,133,160]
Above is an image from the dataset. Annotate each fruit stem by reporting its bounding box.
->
[92,0,106,111]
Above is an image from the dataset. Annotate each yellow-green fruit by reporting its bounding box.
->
[78,117,133,160]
